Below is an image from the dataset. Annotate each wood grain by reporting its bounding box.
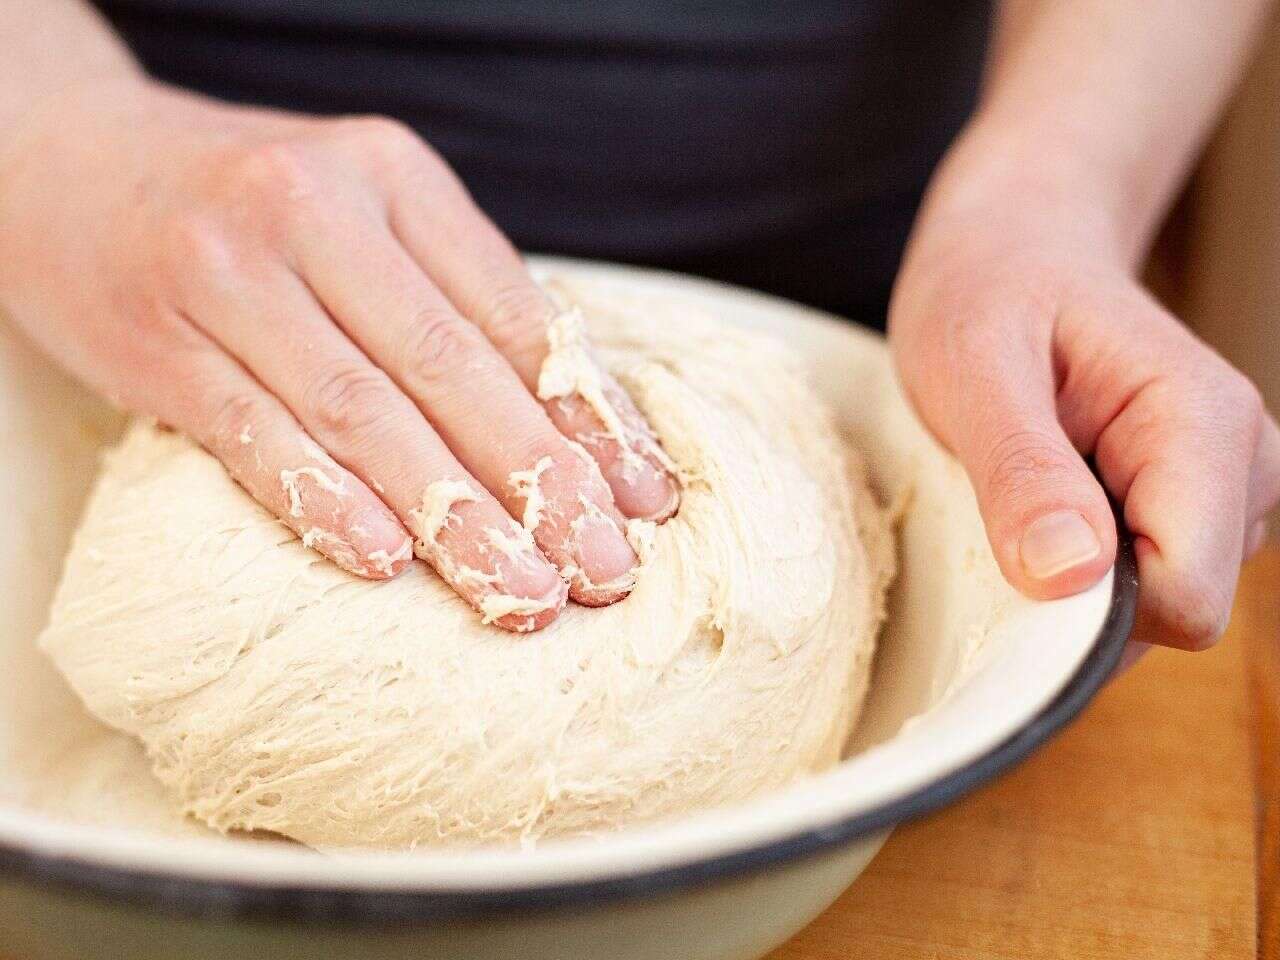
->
[770,546,1279,960]
[1244,548,1280,959]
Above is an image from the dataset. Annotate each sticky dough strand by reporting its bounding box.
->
[408,479,566,625]
[537,307,648,479]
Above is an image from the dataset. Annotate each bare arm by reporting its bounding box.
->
[891,1,1280,649]
[0,1,141,137]
[972,0,1273,262]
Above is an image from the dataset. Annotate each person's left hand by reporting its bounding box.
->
[890,134,1280,653]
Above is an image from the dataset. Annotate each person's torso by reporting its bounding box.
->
[94,1,991,322]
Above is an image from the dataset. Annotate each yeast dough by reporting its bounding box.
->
[38,276,893,850]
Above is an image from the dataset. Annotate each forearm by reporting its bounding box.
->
[925,0,1273,266]
[0,1,141,146]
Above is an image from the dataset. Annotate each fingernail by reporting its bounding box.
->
[1020,510,1102,580]
[612,477,678,523]
[347,507,412,577]
[482,577,568,632]
[622,471,680,522]
[572,517,639,601]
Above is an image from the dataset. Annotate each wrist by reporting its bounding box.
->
[914,111,1159,272]
[0,72,152,171]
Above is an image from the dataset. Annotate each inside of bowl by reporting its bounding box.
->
[0,259,1112,886]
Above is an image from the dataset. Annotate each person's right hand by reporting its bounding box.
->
[0,77,679,632]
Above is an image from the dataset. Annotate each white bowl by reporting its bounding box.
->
[0,258,1134,960]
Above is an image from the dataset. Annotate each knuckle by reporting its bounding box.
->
[306,362,399,436]
[1177,366,1265,459]
[484,282,554,359]
[160,217,233,279]
[223,141,320,205]
[1220,370,1264,429]
[207,391,265,448]
[401,310,488,385]
[980,429,1074,501]
[518,436,582,483]
[336,115,424,162]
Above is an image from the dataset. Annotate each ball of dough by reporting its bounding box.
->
[38,277,893,850]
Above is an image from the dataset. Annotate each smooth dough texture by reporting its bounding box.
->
[38,276,894,850]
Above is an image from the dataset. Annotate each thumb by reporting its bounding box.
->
[945,344,1117,601]
[966,419,1117,599]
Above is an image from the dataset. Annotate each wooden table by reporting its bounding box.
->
[769,545,1279,960]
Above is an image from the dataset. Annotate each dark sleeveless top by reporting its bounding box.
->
[92,1,990,324]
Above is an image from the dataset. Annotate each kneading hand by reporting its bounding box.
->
[0,77,679,632]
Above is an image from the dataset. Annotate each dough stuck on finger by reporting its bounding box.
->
[536,296,682,521]
[200,408,412,581]
[37,275,894,849]
[506,449,640,606]
[407,479,567,632]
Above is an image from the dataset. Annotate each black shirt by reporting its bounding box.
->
[94,1,990,324]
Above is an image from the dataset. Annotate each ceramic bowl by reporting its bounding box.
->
[0,259,1135,960]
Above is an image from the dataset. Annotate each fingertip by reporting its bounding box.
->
[487,574,568,633]
[507,445,645,605]
[505,549,566,601]
[297,515,412,581]
[543,391,681,524]
[569,571,633,607]
[609,463,681,523]
[1246,519,1268,560]
[1131,535,1232,651]
[478,523,569,631]
[1113,639,1153,675]
[357,537,414,580]
[560,508,639,606]
[1181,629,1223,654]
[344,507,414,579]
[1003,507,1117,601]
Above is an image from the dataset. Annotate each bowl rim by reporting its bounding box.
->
[0,521,1136,923]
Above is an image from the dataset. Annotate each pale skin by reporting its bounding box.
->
[893,0,1280,654]
[0,2,681,633]
[0,2,1277,645]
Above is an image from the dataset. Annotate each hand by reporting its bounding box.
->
[890,136,1280,651]
[0,77,679,632]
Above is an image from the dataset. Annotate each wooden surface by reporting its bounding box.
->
[770,545,1279,960]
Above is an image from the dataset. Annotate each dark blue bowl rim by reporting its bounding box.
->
[0,521,1137,925]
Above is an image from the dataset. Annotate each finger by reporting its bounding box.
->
[1114,638,1153,676]
[174,257,567,632]
[290,217,640,605]
[1095,371,1258,650]
[1247,411,1280,525]
[917,316,1116,600]
[1246,520,1268,560]
[1053,296,1266,650]
[1244,411,1278,562]
[145,314,412,580]
[384,170,681,522]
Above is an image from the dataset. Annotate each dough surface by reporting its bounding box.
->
[37,276,893,850]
